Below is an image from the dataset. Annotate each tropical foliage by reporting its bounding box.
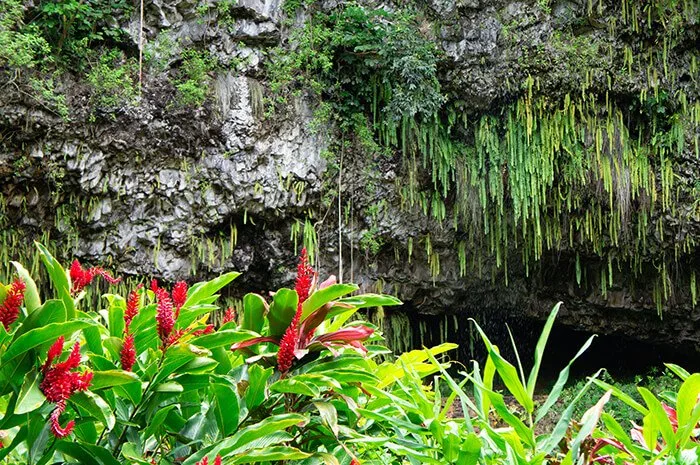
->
[0,243,699,464]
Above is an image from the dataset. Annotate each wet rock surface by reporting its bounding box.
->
[1,0,698,353]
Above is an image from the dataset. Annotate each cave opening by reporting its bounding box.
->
[399,310,700,389]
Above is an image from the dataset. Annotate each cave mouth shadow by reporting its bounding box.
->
[407,311,699,388]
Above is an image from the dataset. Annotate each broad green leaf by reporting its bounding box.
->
[143,404,178,439]
[241,293,267,334]
[121,443,153,465]
[314,402,339,437]
[71,390,116,431]
[642,411,659,452]
[104,294,126,338]
[185,271,240,307]
[246,364,273,411]
[230,446,311,463]
[11,261,41,312]
[1,319,97,363]
[13,299,66,340]
[639,387,674,446]
[212,382,240,436]
[337,293,402,308]
[267,288,298,337]
[194,329,261,350]
[181,356,218,374]
[183,414,307,464]
[301,284,358,320]
[176,303,218,329]
[15,370,45,414]
[601,412,637,455]
[91,370,140,390]
[459,432,481,465]
[55,441,121,465]
[35,242,75,319]
[527,302,561,396]
[271,378,320,397]
[665,363,690,381]
[676,373,700,427]
[153,344,209,385]
[155,381,183,392]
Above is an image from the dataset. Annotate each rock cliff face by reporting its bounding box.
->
[1,0,698,353]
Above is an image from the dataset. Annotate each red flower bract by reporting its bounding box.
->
[0,279,25,331]
[193,324,215,337]
[121,333,136,371]
[172,281,188,317]
[155,287,175,346]
[278,303,302,373]
[196,455,222,465]
[222,307,237,324]
[39,337,92,439]
[124,285,143,329]
[295,248,314,304]
[69,260,121,294]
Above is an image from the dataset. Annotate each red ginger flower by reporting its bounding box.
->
[40,337,93,439]
[155,288,175,346]
[150,279,159,292]
[196,455,222,465]
[165,329,186,347]
[295,248,314,304]
[69,260,121,294]
[0,279,25,331]
[278,302,302,373]
[121,333,136,371]
[193,324,215,337]
[125,285,143,329]
[222,307,237,324]
[172,281,188,318]
[350,459,360,465]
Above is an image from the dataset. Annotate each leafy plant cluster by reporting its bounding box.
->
[0,0,132,69]
[1,244,700,464]
[267,3,442,125]
[174,50,218,108]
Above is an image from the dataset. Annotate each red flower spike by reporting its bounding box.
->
[172,281,188,317]
[278,303,303,372]
[124,285,143,329]
[222,307,237,324]
[350,459,360,465]
[150,279,159,293]
[44,336,65,372]
[40,339,92,439]
[196,455,222,465]
[121,333,136,371]
[69,260,121,294]
[155,288,175,346]
[0,279,25,331]
[295,248,314,304]
[193,325,215,337]
[49,400,75,439]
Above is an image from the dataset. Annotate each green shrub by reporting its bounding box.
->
[174,50,217,108]
[86,49,137,111]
